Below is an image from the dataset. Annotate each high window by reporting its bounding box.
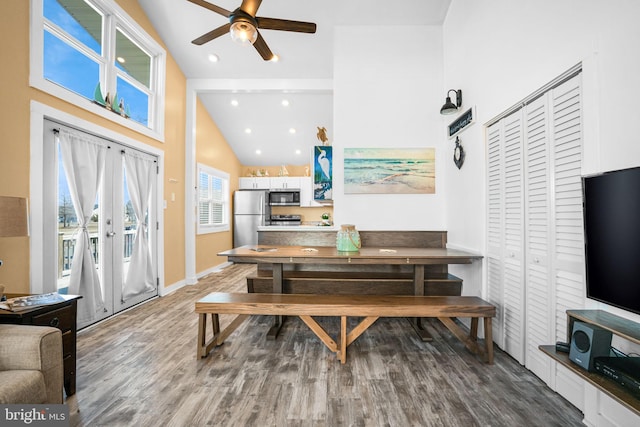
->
[31,0,166,140]
[198,164,230,234]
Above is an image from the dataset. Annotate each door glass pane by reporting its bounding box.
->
[44,0,102,55]
[123,167,135,283]
[57,144,100,294]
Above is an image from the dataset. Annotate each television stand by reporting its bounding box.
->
[539,309,640,416]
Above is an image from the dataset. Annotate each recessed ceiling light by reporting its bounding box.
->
[255,149,262,155]
[208,53,219,63]
[231,99,239,107]
[270,54,280,62]
[117,56,125,63]
[281,99,289,107]
[289,128,296,134]
[295,149,301,155]
[245,128,252,134]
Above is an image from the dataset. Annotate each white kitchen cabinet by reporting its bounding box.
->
[239,177,271,189]
[269,177,300,189]
[299,177,315,207]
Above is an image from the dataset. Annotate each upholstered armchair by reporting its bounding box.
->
[0,324,64,404]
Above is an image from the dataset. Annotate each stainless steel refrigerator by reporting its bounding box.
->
[233,190,270,247]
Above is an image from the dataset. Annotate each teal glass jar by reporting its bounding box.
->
[336,224,361,252]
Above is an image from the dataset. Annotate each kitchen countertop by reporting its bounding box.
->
[258,226,337,231]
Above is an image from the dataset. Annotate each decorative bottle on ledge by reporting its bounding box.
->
[336,224,361,252]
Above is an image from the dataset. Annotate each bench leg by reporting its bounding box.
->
[340,316,347,364]
[484,317,494,364]
[299,315,340,359]
[438,317,486,363]
[267,263,285,340]
[470,318,479,342]
[197,313,250,359]
[346,316,379,347]
[412,264,433,342]
[267,316,285,340]
[198,313,220,358]
[299,315,380,364]
[437,317,494,364]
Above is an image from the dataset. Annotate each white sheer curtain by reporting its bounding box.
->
[58,128,107,325]
[122,151,155,300]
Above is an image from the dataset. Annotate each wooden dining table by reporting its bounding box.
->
[218,245,483,339]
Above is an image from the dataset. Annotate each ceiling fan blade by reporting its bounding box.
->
[253,31,274,61]
[256,17,317,34]
[240,0,262,17]
[191,23,231,45]
[186,0,231,17]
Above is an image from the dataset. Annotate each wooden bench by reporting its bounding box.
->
[249,231,469,298]
[195,293,496,364]
[246,271,463,296]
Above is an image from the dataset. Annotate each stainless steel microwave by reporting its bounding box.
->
[268,190,300,206]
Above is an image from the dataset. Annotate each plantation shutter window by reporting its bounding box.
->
[197,164,230,234]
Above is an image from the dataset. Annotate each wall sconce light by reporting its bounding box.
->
[440,89,463,115]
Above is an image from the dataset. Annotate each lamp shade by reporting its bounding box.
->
[440,97,458,115]
[440,89,463,115]
[0,196,29,237]
[230,21,258,45]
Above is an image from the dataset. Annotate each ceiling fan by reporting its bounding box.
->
[187,0,317,60]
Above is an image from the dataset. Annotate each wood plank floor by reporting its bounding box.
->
[67,264,584,426]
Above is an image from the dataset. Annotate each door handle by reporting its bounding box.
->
[106,231,116,237]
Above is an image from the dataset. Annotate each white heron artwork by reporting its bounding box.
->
[313,146,333,200]
[317,149,330,180]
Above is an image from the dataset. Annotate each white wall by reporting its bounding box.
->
[443,1,640,425]
[443,0,640,257]
[333,25,448,231]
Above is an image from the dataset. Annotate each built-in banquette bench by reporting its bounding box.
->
[247,230,463,296]
[195,292,496,364]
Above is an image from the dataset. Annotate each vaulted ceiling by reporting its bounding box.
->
[138,0,452,166]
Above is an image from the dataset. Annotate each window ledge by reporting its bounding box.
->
[197,225,230,235]
[30,78,165,142]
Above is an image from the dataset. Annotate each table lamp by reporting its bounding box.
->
[0,196,29,299]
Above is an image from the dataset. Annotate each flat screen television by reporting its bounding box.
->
[582,166,640,315]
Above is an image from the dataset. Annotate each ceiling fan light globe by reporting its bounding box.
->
[230,21,258,45]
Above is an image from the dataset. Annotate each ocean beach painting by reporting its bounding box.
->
[344,148,435,194]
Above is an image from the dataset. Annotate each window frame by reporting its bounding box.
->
[197,163,230,235]
[30,0,166,141]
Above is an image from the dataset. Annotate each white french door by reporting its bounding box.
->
[44,119,158,329]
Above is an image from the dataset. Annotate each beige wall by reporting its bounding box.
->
[195,98,242,273]
[0,0,240,293]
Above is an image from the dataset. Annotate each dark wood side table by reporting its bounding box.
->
[0,294,81,397]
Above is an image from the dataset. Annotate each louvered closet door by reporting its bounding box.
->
[486,113,526,362]
[524,95,553,382]
[550,75,585,407]
[486,72,584,399]
[486,122,505,349]
[501,113,526,363]
[521,73,584,402]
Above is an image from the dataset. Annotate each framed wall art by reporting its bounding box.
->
[344,148,435,194]
[313,145,333,200]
